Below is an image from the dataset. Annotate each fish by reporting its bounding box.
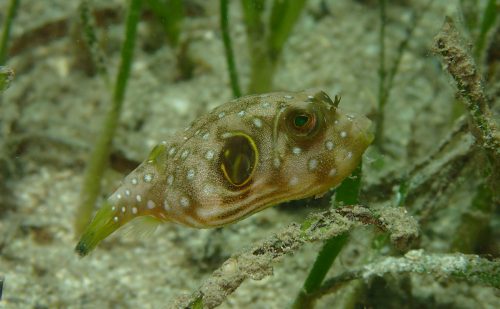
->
[75,89,373,256]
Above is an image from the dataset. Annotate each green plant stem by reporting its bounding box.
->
[146,0,184,47]
[460,0,480,32]
[0,0,19,64]
[241,0,268,94]
[220,0,241,98]
[474,0,497,61]
[375,0,430,149]
[292,164,362,309]
[75,0,142,236]
[243,0,307,94]
[247,57,277,94]
[374,0,387,149]
[293,234,348,309]
[268,0,307,59]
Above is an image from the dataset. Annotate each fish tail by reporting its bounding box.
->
[75,200,123,257]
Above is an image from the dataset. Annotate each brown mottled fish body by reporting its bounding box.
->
[76,89,373,256]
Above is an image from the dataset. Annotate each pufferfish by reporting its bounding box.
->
[75,89,373,256]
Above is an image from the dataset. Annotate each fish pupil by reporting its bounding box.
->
[294,115,309,127]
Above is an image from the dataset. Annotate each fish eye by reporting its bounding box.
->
[286,109,319,137]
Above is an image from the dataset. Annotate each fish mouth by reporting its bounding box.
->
[354,116,374,145]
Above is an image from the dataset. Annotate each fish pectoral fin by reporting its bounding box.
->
[121,216,163,239]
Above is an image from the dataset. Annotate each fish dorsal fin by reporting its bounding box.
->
[121,216,162,239]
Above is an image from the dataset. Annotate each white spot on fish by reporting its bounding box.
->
[147,200,155,209]
[136,195,142,203]
[253,118,263,128]
[273,157,281,169]
[308,159,318,171]
[180,197,190,208]
[237,110,246,117]
[144,174,153,183]
[169,147,177,156]
[181,150,190,160]
[121,206,126,213]
[113,216,119,222]
[340,131,347,138]
[289,176,299,186]
[116,194,122,200]
[132,207,138,214]
[203,185,214,195]
[346,151,353,159]
[218,112,225,119]
[131,178,138,185]
[292,147,302,155]
[329,168,337,177]
[125,189,131,196]
[202,132,209,140]
[163,199,170,211]
[187,169,195,180]
[325,140,334,150]
[262,102,270,108]
[167,175,174,186]
[205,150,215,160]
[111,206,116,211]
[284,95,293,99]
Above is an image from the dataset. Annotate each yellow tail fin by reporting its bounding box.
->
[75,201,122,257]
